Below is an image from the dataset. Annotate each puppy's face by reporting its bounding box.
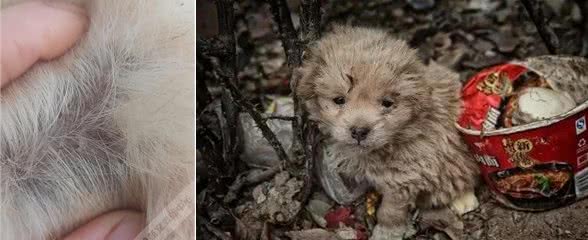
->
[297,32,431,150]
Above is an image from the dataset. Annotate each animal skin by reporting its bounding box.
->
[296,26,480,240]
[0,0,194,239]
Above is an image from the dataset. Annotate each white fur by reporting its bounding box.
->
[0,0,194,239]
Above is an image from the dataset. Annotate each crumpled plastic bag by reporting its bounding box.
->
[239,96,294,168]
[316,143,369,205]
[239,95,369,204]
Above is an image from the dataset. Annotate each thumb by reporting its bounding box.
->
[62,210,145,240]
[0,1,88,87]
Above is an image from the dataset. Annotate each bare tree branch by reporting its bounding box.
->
[215,0,240,177]
[266,0,303,67]
[300,0,322,45]
[264,115,297,121]
[209,0,292,173]
[265,0,322,225]
[520,0,559,54]
[223,166,281,203]
[295,0,321,214]
[225,80,290,164]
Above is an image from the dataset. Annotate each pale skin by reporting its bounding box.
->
[1,2,144,239]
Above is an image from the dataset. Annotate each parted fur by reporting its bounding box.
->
[296,26,479,238]
[0,0,194,239]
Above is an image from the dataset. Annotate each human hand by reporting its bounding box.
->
[1,2,145,239]
[63,210,145,240]
[0,1,87,87]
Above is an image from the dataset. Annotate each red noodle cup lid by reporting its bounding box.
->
[456,56,588,211]
[457,63,527,130]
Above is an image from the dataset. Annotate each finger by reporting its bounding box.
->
[62,210,145,240]
[0,1,88,87]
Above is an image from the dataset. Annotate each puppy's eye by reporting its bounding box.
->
[333,96,346,105]
[381,99,394,108]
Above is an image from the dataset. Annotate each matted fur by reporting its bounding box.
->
[0,0,194,239]
[296,26,479,238]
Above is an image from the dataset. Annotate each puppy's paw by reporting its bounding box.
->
[369,224,416,240]
[450,191,479,215]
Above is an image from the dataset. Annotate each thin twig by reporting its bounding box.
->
[223,166,281,203]
[264,115,297,121]
[226,81,290,164]
[215,0,240,177]
[266,0,303,67]
[520,0,559,54]
[210,0,291,174]
[294,0,322,219]
[266,0,322,224]
[300,0,322,45]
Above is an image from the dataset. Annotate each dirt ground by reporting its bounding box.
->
[462,189,588,240]
[197,0,588,239]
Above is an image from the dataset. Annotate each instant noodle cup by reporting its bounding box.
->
[457,56,588,211]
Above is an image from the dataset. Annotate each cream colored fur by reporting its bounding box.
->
[0,0,194,239]
[296,26,479,240]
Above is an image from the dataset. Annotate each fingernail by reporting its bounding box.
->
[106,213,145,240]
[41,0,87,18]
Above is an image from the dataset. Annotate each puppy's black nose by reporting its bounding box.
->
[350,127,370,141]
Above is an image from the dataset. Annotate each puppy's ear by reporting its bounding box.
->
[294,67,315,101]
[294,46,323,101]
[293,46,325,118]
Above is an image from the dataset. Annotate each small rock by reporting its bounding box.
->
[486,31,520,53]
[462,53,506,70]
[494,9,510,23]
[404,16,416,24]
[571,3,582,23]
[470,229,484,240]
[544,0,565,15]
[465,33,475,42]
[275,212,286,222]
[335,227,357,240]
[252,185,267,204]
[466,0,500,12]
[417,43,435,63]
[463,212,474,221]
[484,50,497,57]
[433,232,451,240]
[301,219,313,229]
[452,30,475,42]
[436,45,467,69]
[273,171,290,186]
[473,39,495,52]
[406,0,436,11]
[511,212,521,222]
[286,229,337,240]
[241,172,303,224]
[432,32,452,50]
[391,8,404,18]
[306,198,333,228]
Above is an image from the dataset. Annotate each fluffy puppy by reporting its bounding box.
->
[296,26,479,240]
[0,0,194,239]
